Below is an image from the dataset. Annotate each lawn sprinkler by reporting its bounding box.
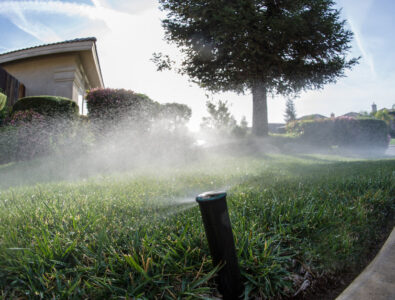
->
[196,191,243,299]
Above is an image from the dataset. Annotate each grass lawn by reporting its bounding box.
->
[390,138,395,145]
[0,154,394,299]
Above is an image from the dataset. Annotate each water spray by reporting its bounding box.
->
[196,191,243,299]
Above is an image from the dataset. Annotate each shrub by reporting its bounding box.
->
[85,88,162,139]
[0,92,6,111]
[12,96,79,119]
[287,117,389,150]
[0,92,8,126]
[334,117,389,149]
[86,88,157,122]
[0,110,51,162]
[0,125,18,164]
[157,102,192,132]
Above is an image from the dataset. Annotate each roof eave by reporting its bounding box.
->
[0,38,104,89]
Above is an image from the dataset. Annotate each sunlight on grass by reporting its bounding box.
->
[0,154,394,298]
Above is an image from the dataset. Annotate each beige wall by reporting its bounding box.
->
[1,53,90,103]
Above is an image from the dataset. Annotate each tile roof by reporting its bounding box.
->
[0,37,97,57]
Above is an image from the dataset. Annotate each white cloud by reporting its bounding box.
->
[348,18,376,77]
[3,4,61,43]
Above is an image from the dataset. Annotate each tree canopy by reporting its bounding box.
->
[201,100,236,131]
[157,0,358,135]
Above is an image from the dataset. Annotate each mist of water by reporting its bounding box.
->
[0,111,392,193]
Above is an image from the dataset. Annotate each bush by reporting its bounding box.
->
[0,92,6,111]
[0,125,18,164]
[86,88,162,140]
[86,88,158,122]
[287,117,389,150]
[0,110,51,162]
[0,92,8,126]
[0,109,94,164]
[12,96,79,119]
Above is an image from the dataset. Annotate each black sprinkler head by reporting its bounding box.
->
[196,191,243,300]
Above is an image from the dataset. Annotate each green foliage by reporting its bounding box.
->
[374,109,391,126]
[287,117,390,150]
[201,100,249,138]
[201,100,236,132]
[12,96,79,119]
[158,0,358,94]
[0,108,92,164]
[232,116,249,138]
[157,0,358,135]
[0,155,394,298]
[86,88,160,137]
[86,88,157,121]
[158,102,192,131]
[0,110,50,163]
[0,125,18,164]
[0,92,6,112]
[284,99,297,123]
[86,88,194,153]
[0,92,8,126]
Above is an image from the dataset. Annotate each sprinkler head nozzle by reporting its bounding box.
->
[196,191,226,203]
[195,190,243,299]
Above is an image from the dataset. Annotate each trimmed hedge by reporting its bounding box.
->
[287,117,390,150]
[0,110,50,163]
[86,88,158,121]
[0,125,18,164]
[85,88,162,139]
[0,109,94,164]
[12,96,79,119]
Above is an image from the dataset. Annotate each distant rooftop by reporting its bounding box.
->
[297,114,327,120]
[342,112,362,118]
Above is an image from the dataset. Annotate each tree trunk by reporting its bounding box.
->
[252,82,269,136]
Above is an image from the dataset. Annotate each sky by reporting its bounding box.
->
[0,0,394,130]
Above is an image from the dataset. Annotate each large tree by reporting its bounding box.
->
[156,0,358,136]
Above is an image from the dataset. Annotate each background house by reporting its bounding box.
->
[0,38,104,114]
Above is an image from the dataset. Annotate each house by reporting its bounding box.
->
[0,37,104,114]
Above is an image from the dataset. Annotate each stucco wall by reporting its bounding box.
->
[1,53,89,103]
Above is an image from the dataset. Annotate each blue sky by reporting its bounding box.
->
[0,0,394,129]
